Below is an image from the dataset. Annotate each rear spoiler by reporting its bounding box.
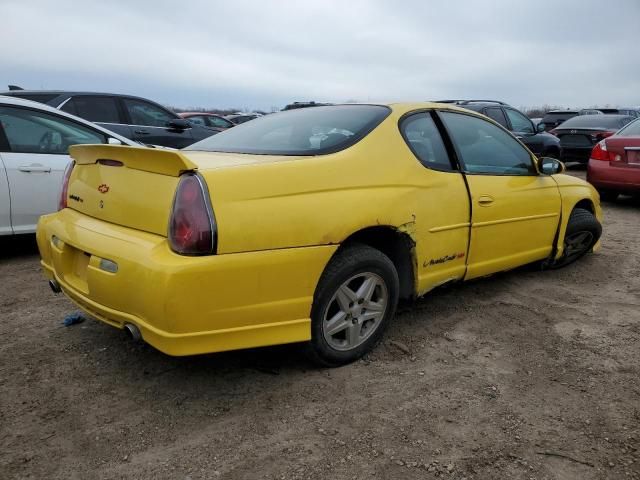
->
[69,145,197,177]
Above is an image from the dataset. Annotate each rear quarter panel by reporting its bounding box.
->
[198,112,430,255]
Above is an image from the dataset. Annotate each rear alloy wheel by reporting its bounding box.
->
[305,244,399,367]
[549,208,602,269]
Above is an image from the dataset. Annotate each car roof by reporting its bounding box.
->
[545,110,579,114]
[179,112,225,117]
[0,95,136,145]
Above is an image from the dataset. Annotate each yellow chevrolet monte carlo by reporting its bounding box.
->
[37,103,603,366]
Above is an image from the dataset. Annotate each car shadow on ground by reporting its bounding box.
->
[0,234,39,260]
[69,259,559,382]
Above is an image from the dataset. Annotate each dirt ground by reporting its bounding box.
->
[1,168,639,480]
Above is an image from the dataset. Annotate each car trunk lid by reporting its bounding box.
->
[605,137,640,166]
[556,128,614,149]
[66,145,197,236]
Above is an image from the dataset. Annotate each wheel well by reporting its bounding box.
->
[574,199,595,214]
[341,226,416,299]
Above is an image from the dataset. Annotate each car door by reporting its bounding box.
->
[0,140,11,234]
[438,110,561,279]
[399,111,470,293]
[59,95,134,140]
[504,107,543,156]
[0,105,107,233]
[121,97,194,148]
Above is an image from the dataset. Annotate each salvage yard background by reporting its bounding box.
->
[1,169,638,480]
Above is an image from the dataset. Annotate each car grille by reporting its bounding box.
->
[560,135,592,147]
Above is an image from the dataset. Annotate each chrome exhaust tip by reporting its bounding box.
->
[124,323,142,342]
[48,280,61,294]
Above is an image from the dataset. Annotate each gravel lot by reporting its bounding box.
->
[1,169,639,480]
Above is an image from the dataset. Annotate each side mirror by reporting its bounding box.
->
[536,122,546,133]
[107,137,123,145]
[538,157,566,175]
[167,118,191,130]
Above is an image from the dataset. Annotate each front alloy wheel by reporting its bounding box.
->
[548,207,602,269]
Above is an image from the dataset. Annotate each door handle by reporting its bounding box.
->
[18,165,51,173]
[478,195,494,206]
[134,129,150,135]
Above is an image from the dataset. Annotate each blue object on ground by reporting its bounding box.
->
[63,312,85,326]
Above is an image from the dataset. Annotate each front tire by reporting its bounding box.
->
[549,208,602,269]
[305,244,399,367]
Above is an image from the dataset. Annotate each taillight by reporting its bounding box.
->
[592,131,615,141]
[168,173,216,255]
[58,161,75,210]
[590,140,613,161]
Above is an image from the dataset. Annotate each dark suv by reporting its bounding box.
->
[0,90,219,148]
[437,100,561,158]
[541,110,579,131]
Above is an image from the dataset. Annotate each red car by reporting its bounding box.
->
[178,112,235,130]
[587,118,640,200]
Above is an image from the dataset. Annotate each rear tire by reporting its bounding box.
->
[544,147,560,159]
[304,244,399,367]
[548,208,601,269]
[597,189,618,202]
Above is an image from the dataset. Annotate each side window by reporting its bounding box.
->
[61,96,120,123]
[484,107,508,128]
[186,115,206,126]
[400,113,454,171]
[440,111,536,175]
[505,108,534,134]
[0,106,106,154]
[208,116,233,128]
[124,99,174,127]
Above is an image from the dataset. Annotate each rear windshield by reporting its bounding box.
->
[617,118,640,137]
[557,115,633,130]
[187,105,391,155]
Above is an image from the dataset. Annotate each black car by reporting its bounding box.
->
[225,113,261,125]
[0,90,219,148]
[437,100,561,158]
[550,114,634,163]
[541,110,580,131]
[282,101,333,111]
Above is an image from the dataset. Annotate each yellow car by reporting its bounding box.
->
[37,103,602,366]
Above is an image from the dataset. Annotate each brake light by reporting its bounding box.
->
[590,140,613,161]
[168,173,216,255]
[593,131,615,141]
[58,161,75,210]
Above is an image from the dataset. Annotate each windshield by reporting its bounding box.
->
[616,118,640,137]
[187,105,391,155]
[556,115,632,130]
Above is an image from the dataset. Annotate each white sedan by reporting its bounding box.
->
[0,96,137,235]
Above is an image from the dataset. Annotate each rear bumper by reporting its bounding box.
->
[587,159,640,194]
[37,209,337,356]
[560,146,592,163]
